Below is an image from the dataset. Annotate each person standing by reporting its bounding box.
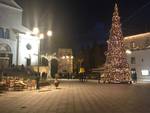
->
[133,71,137,83]
[98,73,101,84]
[36,72,40,90]
[131,68,137,84]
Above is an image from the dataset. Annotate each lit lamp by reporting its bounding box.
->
[66,56,69,59]
[32,27,40,73]
[47,30,52,37]
[33,27,39,35]
[71,56,73,59]
[39,33,44,39]
[126,49,132,55]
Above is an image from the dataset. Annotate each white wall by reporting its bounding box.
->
[18,34,39,66]
[0,2,22,65]
[0,1,39,66]
[127,49,150,83]
[0,3,22,29]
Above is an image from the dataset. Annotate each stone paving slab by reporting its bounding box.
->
[0,80,150,113]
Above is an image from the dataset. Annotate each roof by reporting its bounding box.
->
[124,32,150,42]
[0,0,22,10]
[91,67,105,73]
[12,25,31,34]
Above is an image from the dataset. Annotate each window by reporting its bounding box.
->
[131,57,136,64]
[5,29,10,39]
[26,43,32,50]
[0,27,4,38]
[141,70,149,76]
[141,58,144,62]
[130,42,135,49]
[26,58,31,66]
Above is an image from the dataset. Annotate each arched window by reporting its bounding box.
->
[0,43,11,53]
[130,41,136,49]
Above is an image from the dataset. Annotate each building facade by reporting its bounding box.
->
[124,32,150,83]
[57,48,73,73]
[0,0,39,69]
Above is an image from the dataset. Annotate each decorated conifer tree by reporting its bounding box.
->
[103,4,131,83]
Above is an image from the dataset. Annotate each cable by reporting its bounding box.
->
[123,1,150,24]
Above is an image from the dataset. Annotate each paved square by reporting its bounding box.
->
[0,80,150,113]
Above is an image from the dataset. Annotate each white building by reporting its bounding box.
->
[0,0,39,68]
[124,32,150,83]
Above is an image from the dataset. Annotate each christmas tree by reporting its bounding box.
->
[103,4,131,83]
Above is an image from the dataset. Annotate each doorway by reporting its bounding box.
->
[51,59,58,78]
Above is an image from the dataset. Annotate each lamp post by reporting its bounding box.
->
[32,27,52,74]
[41,53,57,79]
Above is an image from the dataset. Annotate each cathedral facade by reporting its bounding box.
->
[0,0,39,69]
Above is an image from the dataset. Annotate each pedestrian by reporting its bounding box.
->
[42,72,46,80]
[21,64,25,70]
[98,73,101,84]
[54,73,60,89]
[80,73,84,82]
[133,72,137,83]
[131,68,137,84]
[79,67,85,82]
[36,72,40,90]
[83,73,87,82]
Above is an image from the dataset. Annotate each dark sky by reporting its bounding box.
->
[15,0,150,52]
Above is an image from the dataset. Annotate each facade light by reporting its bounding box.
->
[39,33,44,39]
[126,49,132,54]
[62,56,65,59]
[33,27,39,35]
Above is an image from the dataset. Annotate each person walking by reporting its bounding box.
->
[54,73,60,89]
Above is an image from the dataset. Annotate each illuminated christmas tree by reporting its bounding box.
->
[103,4,131,83]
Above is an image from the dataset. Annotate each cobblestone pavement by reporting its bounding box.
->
[0,80,150,113]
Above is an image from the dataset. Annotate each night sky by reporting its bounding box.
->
[15,0,150,52]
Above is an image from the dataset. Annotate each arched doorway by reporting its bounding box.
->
[0,43,12,69]
[51,59,58,78]
[41,57,48,66]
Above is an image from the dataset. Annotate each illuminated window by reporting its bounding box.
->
[130,42,136,49]
[141,70,149,76]
[144,38,150,48]
[62,56,65,59]
[131,57,136,64]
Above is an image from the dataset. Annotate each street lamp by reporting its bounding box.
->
[33,27,39,35]
[47,30,52,37]
[32,27,52,74]
[39,33,44,39]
